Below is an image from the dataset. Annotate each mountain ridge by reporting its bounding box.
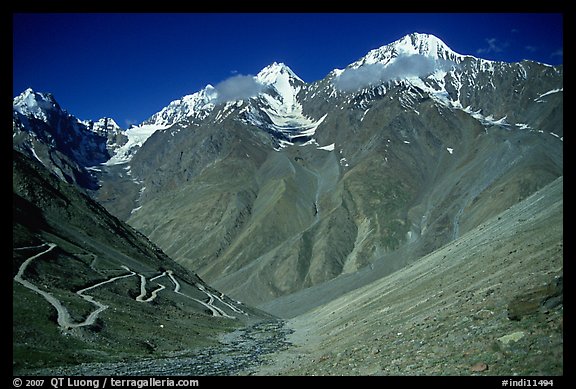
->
[12,31,563,376]
[14,33,562,166]
[13,31,563,308]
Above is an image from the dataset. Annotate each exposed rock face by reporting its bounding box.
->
[12,89,124,190]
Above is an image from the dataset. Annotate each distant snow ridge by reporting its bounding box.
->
[242,62,327,148]
[15,32,563,169]
[83,117,122,135]
[104,63,330,163]
[104,86,219,165]
[143,85,217,127]
[14,89,124,143]
[131,62,329,152]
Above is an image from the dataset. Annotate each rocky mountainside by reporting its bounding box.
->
[257,176,563,375]
[14,33,563,310]
[12,31,563,376]
[114,33,562,306]
[13,149,271,373]
[12,88,127,190]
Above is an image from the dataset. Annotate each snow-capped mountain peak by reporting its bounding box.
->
[351,32,464,69]
[13,89,112,189]
[14,88,124,142]
[392,33,462,60]
[13,88,62,122]
[256,62,303,85]
[331,33,468,93]
[255,62,305,107]
[241,62,326,148]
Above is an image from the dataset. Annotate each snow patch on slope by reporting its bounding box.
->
[534,88,563,103]
[317,143,335,151]
[104,124,166,165]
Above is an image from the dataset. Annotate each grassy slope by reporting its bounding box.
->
[13,151,271,374]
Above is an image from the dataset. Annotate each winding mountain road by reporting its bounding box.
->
[165,270,237,319]
[14,243,246,331]
[73,265,135,328]
[14,243,74,329]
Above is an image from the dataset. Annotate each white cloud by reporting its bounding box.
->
[551,48,563,58]
[477,38,507,54]
[213,74,265,104]
[333,54,455,92]
[124,118,138,128]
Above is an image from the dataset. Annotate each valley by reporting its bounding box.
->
[12,150,272,374]
[18,176,563,376]
[13,32,562,376]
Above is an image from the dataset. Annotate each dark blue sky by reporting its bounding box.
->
[13,13,563,127]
